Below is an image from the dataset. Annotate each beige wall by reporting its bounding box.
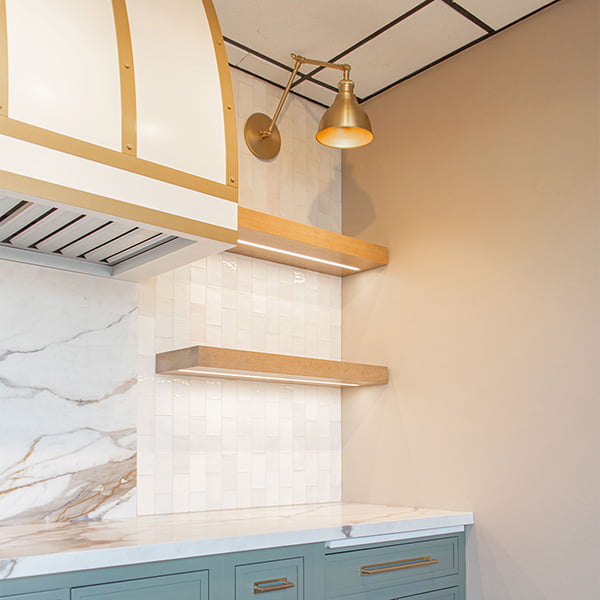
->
[341,0,599,597]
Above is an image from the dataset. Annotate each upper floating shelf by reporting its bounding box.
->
[156,345,388,388]
[229,207,388,276]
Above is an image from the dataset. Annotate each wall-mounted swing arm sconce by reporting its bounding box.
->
[244,53,373,160]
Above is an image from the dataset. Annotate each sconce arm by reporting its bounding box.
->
[262,53,352,138]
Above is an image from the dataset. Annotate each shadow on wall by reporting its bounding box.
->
[308,173,342,230]
[339,162,377,236]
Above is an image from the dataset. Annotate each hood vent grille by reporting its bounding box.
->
[0,196,182,269]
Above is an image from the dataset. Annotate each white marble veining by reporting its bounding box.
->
[0,502,474,580]
[0,261,138,524]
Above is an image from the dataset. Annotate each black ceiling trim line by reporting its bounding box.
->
[440,0,494,33]
[360,0,564,104]
[229,63,328,108]
[494,0,563,34]
[224,37,295,72]
[299,77,339,93]
[290,0,436,89]
[359,33,489,103]
[225,37,339,94]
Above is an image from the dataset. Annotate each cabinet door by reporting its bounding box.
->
[1,592,68,600]
[325,537,458,600]
[71,571,208,600]
[235,558,303,600]
[395,588,460,600]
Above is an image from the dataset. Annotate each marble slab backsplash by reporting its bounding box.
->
[0,261,137,524]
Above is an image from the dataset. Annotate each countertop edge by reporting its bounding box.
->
[0,511,473,581]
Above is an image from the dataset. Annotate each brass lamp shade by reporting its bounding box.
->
[316,80,373,149]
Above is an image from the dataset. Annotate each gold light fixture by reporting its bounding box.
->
[244,53,373,160]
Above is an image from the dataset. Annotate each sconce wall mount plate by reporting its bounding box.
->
[245,112,281,160]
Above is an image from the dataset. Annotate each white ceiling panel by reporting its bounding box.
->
[215,0,423,67]
[224,42,248,66]
[293,80,337,107]
[457,0,554,30]
[216,0,562,105]
[234,53,295,87]
[312,0,485,98]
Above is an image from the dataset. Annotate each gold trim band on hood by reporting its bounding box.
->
[0,116,237,202]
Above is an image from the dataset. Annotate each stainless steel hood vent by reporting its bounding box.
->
[0,195,193,279]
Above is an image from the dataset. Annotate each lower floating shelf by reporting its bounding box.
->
[156,345,388,388]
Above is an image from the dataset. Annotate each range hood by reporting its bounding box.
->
[0,0,237,281]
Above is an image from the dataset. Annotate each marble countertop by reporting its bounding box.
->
[0,502,473,580]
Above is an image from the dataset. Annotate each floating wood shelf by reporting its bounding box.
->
[228,207,388,277]
[156,345,388,388]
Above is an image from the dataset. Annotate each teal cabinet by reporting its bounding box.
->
[397,589,460,600]
[325,536,459,600]
[72,572,208,600]
[0,533,465,600]
[0,593,68,600]
[235,557,303,599]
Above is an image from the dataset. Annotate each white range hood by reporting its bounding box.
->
[0,0,237,281]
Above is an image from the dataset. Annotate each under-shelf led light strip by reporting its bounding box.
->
[237,240,361,272]
[178,369,360,387]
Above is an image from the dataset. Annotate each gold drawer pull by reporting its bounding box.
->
[253,577,296,594]
[360,555,439,576]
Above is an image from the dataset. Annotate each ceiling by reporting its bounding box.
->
[215,0,561,107]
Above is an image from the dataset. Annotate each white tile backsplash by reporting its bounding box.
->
[137,69,342,514]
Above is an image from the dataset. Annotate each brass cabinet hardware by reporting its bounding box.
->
[253,577,295,594]
[360,555,439,576]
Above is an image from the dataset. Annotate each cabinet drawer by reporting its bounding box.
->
[1,593,68,600]
[235,558,303,600]
[71,571,208,600]
[325,537,458,599]
[399,588,460,600]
